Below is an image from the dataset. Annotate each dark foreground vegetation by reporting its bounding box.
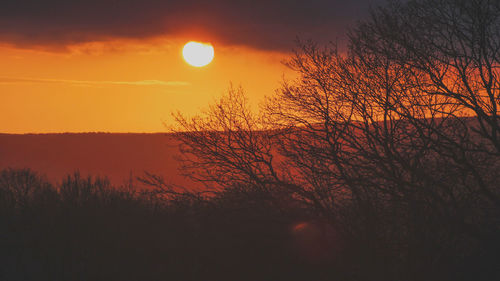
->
[0,168,322,281]
[2,0,500,280]
[0,167,498,281]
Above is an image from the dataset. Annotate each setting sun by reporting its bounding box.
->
[182,41,214,67]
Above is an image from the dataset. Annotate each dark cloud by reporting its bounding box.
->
[0,0,383,51]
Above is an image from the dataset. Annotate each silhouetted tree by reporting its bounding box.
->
[171,0,500,280]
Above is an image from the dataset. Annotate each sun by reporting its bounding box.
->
[182,41,214,67]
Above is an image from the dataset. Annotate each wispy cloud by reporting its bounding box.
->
[0,76,189,86]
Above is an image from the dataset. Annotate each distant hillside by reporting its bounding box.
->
[0,133,194,187]
[0,117,481,188]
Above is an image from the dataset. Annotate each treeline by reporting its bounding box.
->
[0,168,341,281]
[0,165,498,281]
[1,167,498,281]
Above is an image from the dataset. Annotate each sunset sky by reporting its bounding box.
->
[0,0,380,133]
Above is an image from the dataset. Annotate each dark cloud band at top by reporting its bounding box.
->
[0,0,384,51]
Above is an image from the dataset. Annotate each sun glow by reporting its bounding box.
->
[182,41,215,67]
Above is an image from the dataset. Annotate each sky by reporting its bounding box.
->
[0,0,382,133]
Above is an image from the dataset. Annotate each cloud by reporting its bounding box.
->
[0,76,189,86]
[0,0,384,51]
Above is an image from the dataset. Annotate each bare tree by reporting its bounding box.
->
[348,0,500,208]
[169,1,500,277]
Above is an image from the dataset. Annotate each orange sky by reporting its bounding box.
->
[0,38,293,133]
